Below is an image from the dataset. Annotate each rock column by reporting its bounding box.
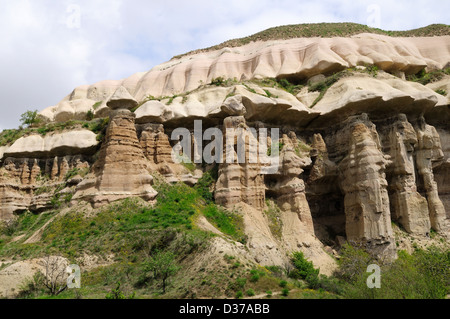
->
[387,115,430,235]
[339,117,396,259]
[74,86,157,206]
[215,116,265,210]
[415,117,446,232]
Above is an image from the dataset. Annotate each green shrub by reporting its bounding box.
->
[194,171,216,203]
[0,129,28,147]
[364,64,379,77]
[250,273,260,283]
[407,68,447,85]
[335,243,374,283]
[235,277,247,289]
[105,282,135,299]
[308,70,351,107]
[276,78,303,95]
[279,280,287,288]
[86,110,94,121]
[235,290,244,299]
[281,288,289,296]
[338,245,450,299]
[289,251,320,286]
[246,288,255,297]
[211,77,225,86]
[0,219,18,236]
[17,271,46,298]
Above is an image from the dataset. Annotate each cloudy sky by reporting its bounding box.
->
[0,0,448,130]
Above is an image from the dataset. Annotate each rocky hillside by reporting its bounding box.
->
[0,23,449,299]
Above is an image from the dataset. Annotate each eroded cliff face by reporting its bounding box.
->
[1,33,449,270]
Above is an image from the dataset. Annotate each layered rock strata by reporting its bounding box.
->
[0,155,92,220]
[39,34,450,123]
[268,133,314,234]
[73,87,157,207]
[0,30,449,266]
[215,116,266,210]
[382,115,430,235]
[337,115,396,259]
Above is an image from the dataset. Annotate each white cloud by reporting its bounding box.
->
[0,0,448,130]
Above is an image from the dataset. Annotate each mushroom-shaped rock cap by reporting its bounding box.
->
[107,86,138,110]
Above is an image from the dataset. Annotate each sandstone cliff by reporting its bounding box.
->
[1,25,449,274]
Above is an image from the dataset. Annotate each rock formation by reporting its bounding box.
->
[39,34,450,123]
[73,87,157,207]
[215,116,266,210]
[268,133,314,234]
[414,117,446,232]
[384,115,430,235]
[1,27,449,269]
[337,115,396,259]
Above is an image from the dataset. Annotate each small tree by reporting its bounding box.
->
[289,251,320,288]
[20,110,41,128]
[40,256,68,296]
[144,250,180,294]
[105,282,135,299]
[335,243,374,283]
[0,219,18,236]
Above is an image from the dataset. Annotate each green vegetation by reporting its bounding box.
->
[407,67,450,85]
[173,23,450,60]
[295,141,312,156]
[290,251,318,279]
[137,88,196,110]
[436,89,447,96]
[308,70,352,107]
[142,250,180,294]
[105,282,135,299]
[364,64,379,77]
[203,205,246,243]
[264,200,283,240]
[1,169,448,299]
[0,118,109,147]
[267,141,284,156]
[92,101,103,110]
[20,110,42,128]
[277,78,304,95]
[249,77,303,95]
[336,244,450,299]
[86,110,94,121]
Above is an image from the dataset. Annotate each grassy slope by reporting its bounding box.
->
[173,23,450,59]
[1,178,448,299]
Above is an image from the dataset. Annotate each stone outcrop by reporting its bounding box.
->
[215,116,266,210]
[2,130,98,159]
[337,115,396,259]
[383,115,430,235]
[1,29,449,268]
[73,87,157,207]
[0,155,92,219]
[268,133,314,234]
[414,117,446,232]
[39,34,450,124]
[139,124,176,175]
